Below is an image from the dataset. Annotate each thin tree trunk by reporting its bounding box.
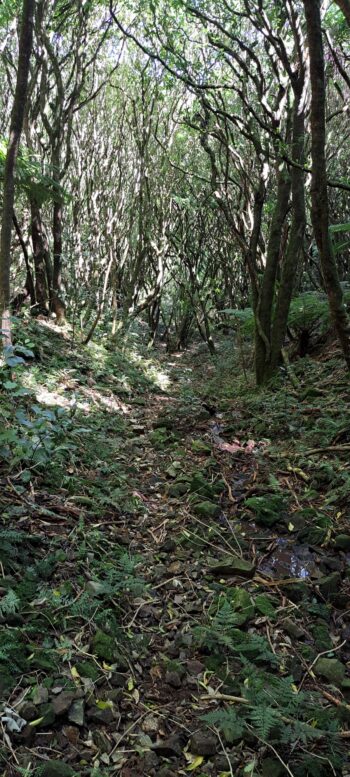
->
[0,0,34,347]
[255,166,291,384]
[303,0,350,369]
[52,198,66,324]
[12,210,36,308]
[31,200,50,313]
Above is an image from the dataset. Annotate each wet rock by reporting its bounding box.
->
[68,699,85,727]
[52,691,75,716]
[334,535,350,551]
[210,557,255,578]
[194,501,221,520]
[315,658,345,687]
[318,571,341,598]
[39,761,75,777]
[190,730,217,756]
[32,685,49,705]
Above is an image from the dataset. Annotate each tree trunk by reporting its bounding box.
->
[52,198,66,324]
[303,0,350,369]
[255,167,291,384]
[12,210,36,309]
[269,90,306,376]
[0,0,34,346]
[334,0,350,25]
[31,200,50,314]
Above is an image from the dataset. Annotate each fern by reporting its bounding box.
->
[249,704,281,739]
[201,708,244,743]
[0,589,20,616]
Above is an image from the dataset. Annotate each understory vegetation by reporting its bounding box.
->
[1,0,350,776]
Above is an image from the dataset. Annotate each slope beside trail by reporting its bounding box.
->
[1,320,350,777]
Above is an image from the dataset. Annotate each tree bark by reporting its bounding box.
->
[303,0,350,369]
[31,200,50,313]
[334,0,350,25]
[0,0,34,346]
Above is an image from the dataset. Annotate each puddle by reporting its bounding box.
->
[260,539,321,579]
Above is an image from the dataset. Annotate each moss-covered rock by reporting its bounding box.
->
[194,501,221,519]
[210,557,255,578]
[40,761,75,777]
[315,657,345,687]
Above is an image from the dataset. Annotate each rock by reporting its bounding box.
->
[282,618,306,639]
[75,660,100,681]
[210,557,255,578]
[261,757,285,777]
[40,703,56,726]
[190,730,217,756]
[334,535,350,551]
[62,725,80,745]
[187,660,205,676]
[18,702,39,722]
[142,751,159,770]
[52,691,76,716]
[86,580,106,596]
[142,714,160,735]
[165,670,182,688]
[160,539,177,553]
[167,482,189,498]
[87,705,115,724]
[315,658,346,687]
[192,440,212,454]
[91,630,128,668]
[152,734,183,757]
[93,729,113,753]
[39,761,75,777]
[318,572,341,598]
[12,724,35,746]
[110,672,127,688]
[68,699,85,727]
[194,501,221,520]
[32,685,49,705]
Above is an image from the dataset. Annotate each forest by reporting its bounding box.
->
[0,0,350,776]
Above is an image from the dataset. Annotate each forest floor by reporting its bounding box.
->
[1,319,350,777]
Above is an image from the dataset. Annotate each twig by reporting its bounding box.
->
[305,444,350,455]
[298,639,347,691]
[213,726,234,777]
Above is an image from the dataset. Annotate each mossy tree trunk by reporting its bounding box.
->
[303,0,350,370]
[0,0,34,346]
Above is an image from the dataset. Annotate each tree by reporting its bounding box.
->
[303,0,350,370]
[0,0,34,346]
